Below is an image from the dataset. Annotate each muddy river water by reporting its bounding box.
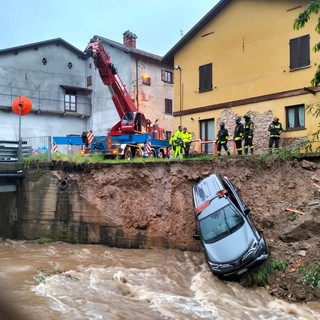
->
[0,241,319,320]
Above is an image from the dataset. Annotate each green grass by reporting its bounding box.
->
[243,257,287,286]
[36,237,53,244]
[300,263,320,289]
[21,142,314,166]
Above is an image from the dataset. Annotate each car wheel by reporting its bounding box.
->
[158,150,164,158]
[149,150,156,158]
[135,148,143,158]
[124,148,132,160]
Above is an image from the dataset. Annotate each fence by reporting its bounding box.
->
[190,138,237,156]
[0,140,37,162]
[22,136,52,161]
[0,136,52,162]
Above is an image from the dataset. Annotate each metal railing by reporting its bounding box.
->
[22,136,52,161]
[191,138,237,156]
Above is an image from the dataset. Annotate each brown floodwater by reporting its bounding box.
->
[0,241,319,320]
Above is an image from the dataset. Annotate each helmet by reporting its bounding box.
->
[220,122,225,127]
[235,116,241,123]
[243,113,251,119]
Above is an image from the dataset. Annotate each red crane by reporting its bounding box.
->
[85,38,151,135]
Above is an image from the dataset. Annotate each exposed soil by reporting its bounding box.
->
[229,157,320,303]
[51,156,320,303]
[192,156,320,304]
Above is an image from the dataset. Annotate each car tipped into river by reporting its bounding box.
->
[192,173,269,279]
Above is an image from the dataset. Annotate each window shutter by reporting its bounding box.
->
[199,63,212,92]
[161,70,165,81]
[300,35,310,66]
[290,35,310,70]
[165,98,172,114]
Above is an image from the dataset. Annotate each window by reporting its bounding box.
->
[286,104,305,129]
[142,76,151,86]
[199,63,213,92]
[87,76,92,87]
[161,70,174,84]
[200,119,214,154]
[64,92,77,112]
[165,98,172,114]
[289,35,310,70]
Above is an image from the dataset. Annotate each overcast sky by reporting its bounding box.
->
[0,0,219,56]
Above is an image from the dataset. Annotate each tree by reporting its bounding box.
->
[294,1,320,152]
[293,0,320,86]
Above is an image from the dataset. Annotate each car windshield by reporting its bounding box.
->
[199,203,244,243]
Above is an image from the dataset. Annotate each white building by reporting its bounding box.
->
[0,31,173,142]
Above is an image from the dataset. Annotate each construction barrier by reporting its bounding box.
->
[190,138,236,156]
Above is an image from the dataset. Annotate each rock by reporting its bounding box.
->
[280,204,320,242]
[298,250,306,257]
[301,160,317,171]
[292,284,307,301]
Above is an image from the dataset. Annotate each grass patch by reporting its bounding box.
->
[300,263,320,289]
[21,145,312,166]
[243,257,287,286]
[36,237,53,244]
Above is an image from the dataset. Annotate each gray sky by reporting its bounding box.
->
[0,0,219,56]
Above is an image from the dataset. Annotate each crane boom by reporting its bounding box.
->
[85,38,149,135]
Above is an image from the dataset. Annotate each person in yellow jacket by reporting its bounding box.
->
[169,126,183,158]
[181,127,192,158]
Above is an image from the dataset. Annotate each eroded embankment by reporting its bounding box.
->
[11,157,320,301]
[17,157,318,248]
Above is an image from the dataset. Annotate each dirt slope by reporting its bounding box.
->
[55,156,320,302]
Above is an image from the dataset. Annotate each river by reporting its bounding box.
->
[0,241,319,320]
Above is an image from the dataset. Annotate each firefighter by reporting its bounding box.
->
[181,127,192,158]
[268,116,283,154]
[217,122,230,156]
[234,116,244,155]
[169,125,183,158]
[243,113,254,155]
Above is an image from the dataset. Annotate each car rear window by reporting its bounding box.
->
[199,203,244,243]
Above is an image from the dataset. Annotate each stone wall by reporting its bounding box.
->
[218,108,295,154]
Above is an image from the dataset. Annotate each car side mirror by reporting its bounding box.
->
[193,233,201,240]
[244,207,251,215]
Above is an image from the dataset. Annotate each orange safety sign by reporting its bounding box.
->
[87,131,94,145]
[52,142,58,153]
[146,141,152,153]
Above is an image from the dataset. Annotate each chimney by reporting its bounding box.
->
[123,30,137,48]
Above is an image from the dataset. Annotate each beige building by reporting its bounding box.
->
[162,0,320,154]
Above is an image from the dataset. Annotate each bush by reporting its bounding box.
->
[242,257,287,286]
[300,263,320,289]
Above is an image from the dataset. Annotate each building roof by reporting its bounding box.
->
[0,38,87,59]
[161,0,232,65]
[94,35,163,63]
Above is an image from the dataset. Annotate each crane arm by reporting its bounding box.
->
[85,38,138,120]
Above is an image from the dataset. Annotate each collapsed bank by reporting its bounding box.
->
[1,156,320,301]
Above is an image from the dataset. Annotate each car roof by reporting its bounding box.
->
[192,173,225,209]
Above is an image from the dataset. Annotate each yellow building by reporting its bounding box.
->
[162,0,320,154]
